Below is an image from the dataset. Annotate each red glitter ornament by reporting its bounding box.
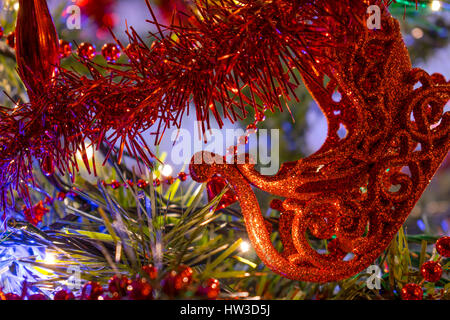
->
[29,293,47,300]
[53,289,75,300]
[142,264,158,280]
[81,281,103,300]
[161,266,193,296]
[126,278,153,300]
[206,175,238,210]
[108,275,130,297]
[196,278,220,300]
[400,284,423,300]
[59,40,72,59]
[5,293,22,300]
[101,43,121,62]
[435,237,450,257]
[77,42,96,60]
[420,261,443,283]
[6,32,15,48]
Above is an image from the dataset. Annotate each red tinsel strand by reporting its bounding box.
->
[0,0,393,213]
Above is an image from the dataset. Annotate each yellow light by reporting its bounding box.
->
[161,164,173,177]
[13,2,19,11]
[240,241,251,253]
[431,1,441,11]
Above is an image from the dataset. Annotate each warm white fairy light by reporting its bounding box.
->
[161,164,173,177]
[431,1,441,11]
[411,28,424,39]
[76,144,95,161]
[43,252,57,265]
[240,241,251,253]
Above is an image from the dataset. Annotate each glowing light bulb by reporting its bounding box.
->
[240,241,251,253]
[44,252,56,265]
[411,28,424,39]
[431,1,441,11]
[13,2,19,11]
[76,144,94,161]
[161,164,173,177]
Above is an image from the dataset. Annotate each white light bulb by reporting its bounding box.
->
[161,164,173,177]
[44,252,56,265]
[431,1,441,11]
[240,241,251,253]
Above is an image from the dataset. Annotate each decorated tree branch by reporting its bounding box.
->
[0,0,449,299]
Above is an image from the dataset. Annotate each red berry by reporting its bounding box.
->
[137,179,148,188]
[81,281,103,300]
[29,293,47,300]
[110,180,121,190]
[6,31,15,48]
[196,278,220,300]
[102,43,121,62]
[400,283,423,300]
[161,270,178,296]
[127,278,152,300]
[153,178,160,187]
[57,192,67,201]
[178,172,188,181]
[420,261,443,283]
[77,42,96,60]
[176,266,193,290]
[166,176,174,185]
[59,39,72,59]
[142,264,158,280]
[0,26,3,39]
[108,275,130,297]
[436,236,450,257]
[53,290,75,300]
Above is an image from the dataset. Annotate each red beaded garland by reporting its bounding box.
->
[77,42,96,60]
[126,278,153,300]
[53,289,75,300]
[81,281,104,300]
[101,43,121,62]
[435,236,450,257]
[29,293,47,300]
[196,278,220,300]
[108,275,131,297]
[420,261,443,283]
[59,39,72,59]
[400,283,423,300]
[142,264,158,280]
[6,31,15,48]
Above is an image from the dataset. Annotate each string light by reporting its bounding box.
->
[43,252,57,265]
[431,1,441,11]
[161,164,173,177]
[411,27,424,39]
[240,241,251,253]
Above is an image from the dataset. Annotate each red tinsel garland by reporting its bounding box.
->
[0,0,448,282]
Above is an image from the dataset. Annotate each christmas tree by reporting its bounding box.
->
[0,0,448,301]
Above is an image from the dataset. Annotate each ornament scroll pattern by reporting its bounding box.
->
[190,13,450,281]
